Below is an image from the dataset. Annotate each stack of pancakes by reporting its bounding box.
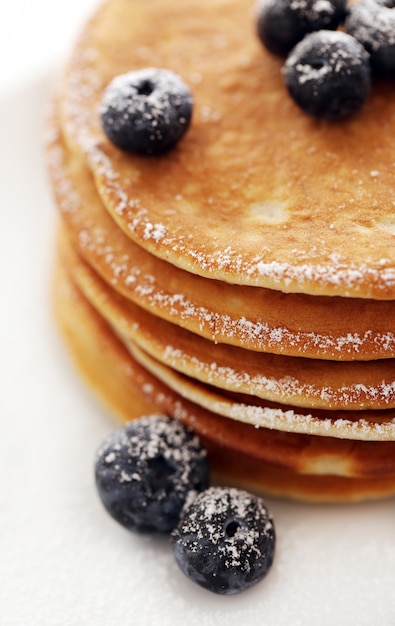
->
[46,0,395,501]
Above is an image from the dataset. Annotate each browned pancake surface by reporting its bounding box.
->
[46,114,395,360]
[60,0,395,298]
[52,251,395,500]
[59,226,395,412]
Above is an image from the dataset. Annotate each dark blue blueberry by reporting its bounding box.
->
[284,30,371,119]
[345,0,395,74]
[256,0,347,56]
[95,415,209,534]
[100,68,193,155]
[171,487,275,595]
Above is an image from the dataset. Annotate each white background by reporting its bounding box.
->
[0,0,97,89]
[1,1,395,624]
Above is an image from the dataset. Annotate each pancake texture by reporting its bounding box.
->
[48,112,395,362]
[60,229,395,414]
[59,0,395,299]
[47,0,395,501]
[52,257,395,501]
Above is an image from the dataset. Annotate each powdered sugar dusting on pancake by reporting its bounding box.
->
[59,0,395,299]
[130,342,395,442]
[46,117,395,361]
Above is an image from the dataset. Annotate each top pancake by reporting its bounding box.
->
[45,112,395,361]
[59,0,395,299]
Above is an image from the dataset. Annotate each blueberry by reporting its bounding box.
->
[171,487,275,595]
[345,0,395,74]
[284,30,371,119]
[95,415,209,533]
[100,68,193,155]
[256,0,347,56]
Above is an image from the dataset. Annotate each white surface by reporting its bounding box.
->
[0,0,97,89]
[2,4,395,625]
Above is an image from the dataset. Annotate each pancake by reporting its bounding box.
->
[47,0,395,503]
[52,250,395,500]
[46,114,395,361]
[59,226,395,412]
[59,0,395,298]
[56,224,395,441]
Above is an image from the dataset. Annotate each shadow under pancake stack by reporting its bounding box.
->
[46,0,395,501]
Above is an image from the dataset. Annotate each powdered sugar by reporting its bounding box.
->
[96,414,207,491]
[159,343,395,410]
[143,221,167,242]
[346,0,395,51]
[130,343,395,442]
[285,29,370,87]
[290,0,335,20]
[257,0,336,23]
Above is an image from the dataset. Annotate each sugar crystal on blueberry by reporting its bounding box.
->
[95,415,209,534]
[171,486,275,595]
[345,0,395,74]
[284,30,371,119]
[256,0,347,56]
[100,68,193,155]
